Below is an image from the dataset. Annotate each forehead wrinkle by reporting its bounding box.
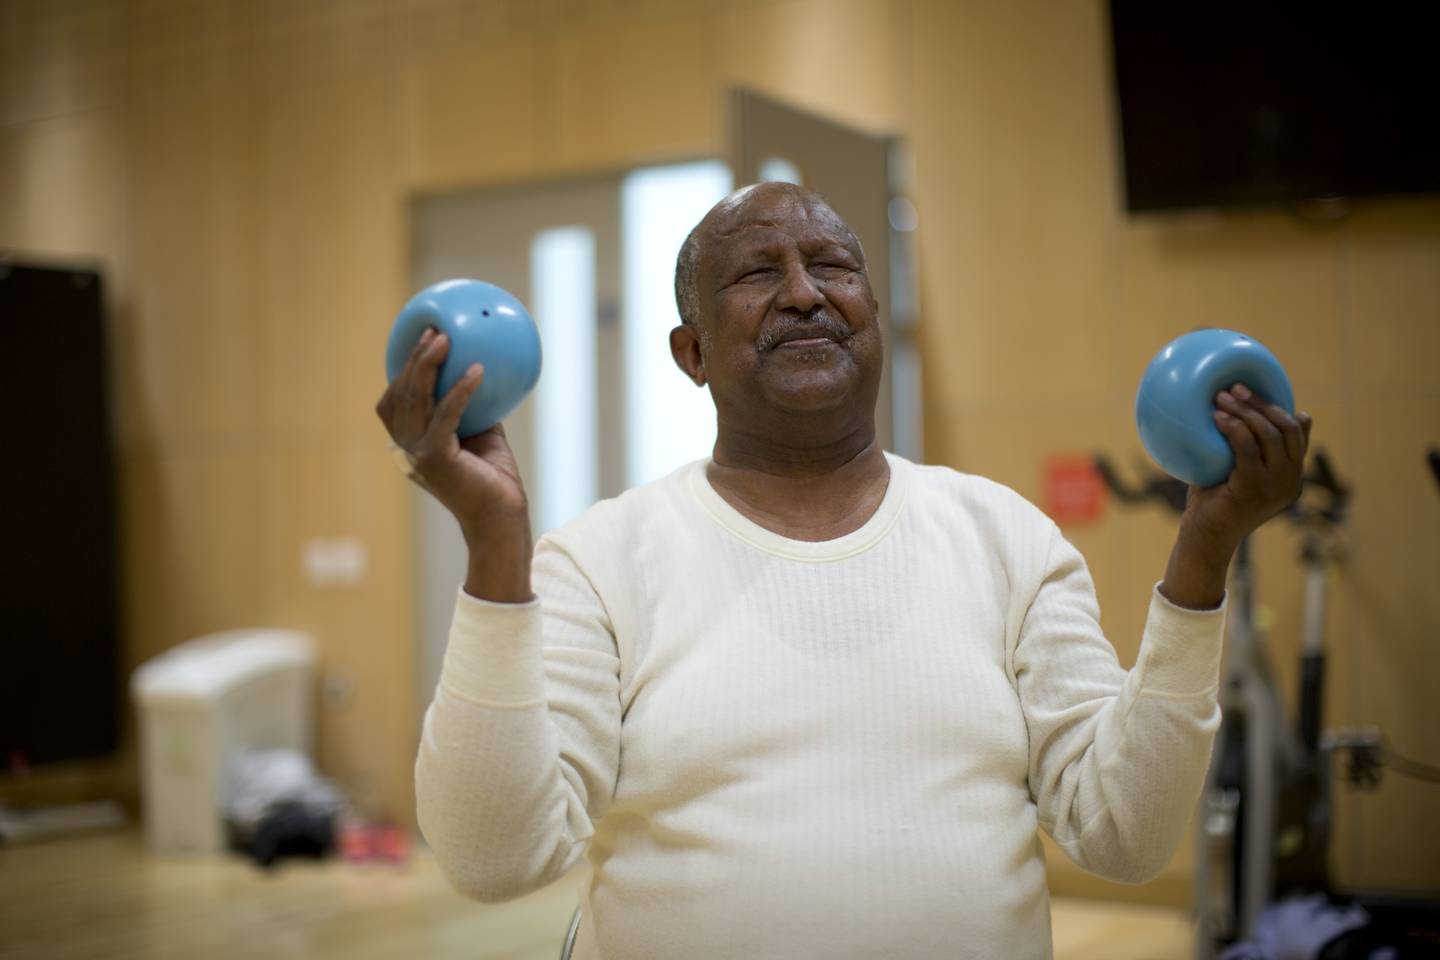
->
[711,218,791,239]
[689,184,868,302]
[719,230,853,263]
[708,218,789,240]
[709,213,856,254]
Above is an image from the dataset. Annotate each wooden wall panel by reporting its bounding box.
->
[253,73,404,439]
[251,0,392,93]
[0,0,129,125]
[125,104,263,442]
[1342,200,1440,390]
[545,17,720,171]
[1116,219,1347,398]
[121,446,271,672]
[712,0,911,136]
[0,112,127,259]
[120,0,261,446]
[393,45,547,191]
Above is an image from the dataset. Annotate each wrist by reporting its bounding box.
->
[1160,527,1234,611]
[1177,517,1240,569]
[462,529,534,604]
[463,561,533,604]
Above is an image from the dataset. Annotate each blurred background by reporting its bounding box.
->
[2,1,1437,957]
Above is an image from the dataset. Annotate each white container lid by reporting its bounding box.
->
[132,629,315,704]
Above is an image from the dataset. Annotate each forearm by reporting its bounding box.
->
[418,543,623,903]
[1023,534,1228,883]
[1076,587,1229,877]
[1045,677,1221,883]
[417,686,580,901]
[415,594,586,901]
[1158,523,1236,611]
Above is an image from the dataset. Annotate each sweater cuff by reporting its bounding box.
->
[439,587,546,705]
[1133,581,1228,696]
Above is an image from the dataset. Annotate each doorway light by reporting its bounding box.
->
[758,156,804,185]
[621,160,733,487]
[531,225,598,535]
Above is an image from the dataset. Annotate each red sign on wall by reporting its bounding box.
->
[1042,455,1107,525]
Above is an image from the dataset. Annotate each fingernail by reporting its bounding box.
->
[1217,390,1233,404]
[1233,383,1252,399]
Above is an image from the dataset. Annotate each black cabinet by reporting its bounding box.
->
[1,262,121,770]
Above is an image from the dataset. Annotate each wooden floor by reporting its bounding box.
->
[0,829,1194,959]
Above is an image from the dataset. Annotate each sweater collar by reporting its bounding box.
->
[687,452,910,562]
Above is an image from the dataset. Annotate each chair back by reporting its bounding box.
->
[559,905,581,960]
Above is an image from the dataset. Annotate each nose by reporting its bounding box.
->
[774,261,823,314]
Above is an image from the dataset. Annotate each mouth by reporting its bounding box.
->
[774,336,836,350]
[766,325,848,351]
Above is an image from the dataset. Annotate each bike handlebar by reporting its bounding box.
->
[1092,447,1350,525]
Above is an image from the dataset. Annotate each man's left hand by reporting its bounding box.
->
[1158,383,1312,610]
[1183,382,1313,556]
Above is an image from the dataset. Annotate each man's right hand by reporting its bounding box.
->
[375,328,535,602]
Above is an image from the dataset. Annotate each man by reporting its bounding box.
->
[376,182,1311,959]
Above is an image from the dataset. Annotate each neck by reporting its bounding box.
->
[712,415,879,477]
[706,413,890,541]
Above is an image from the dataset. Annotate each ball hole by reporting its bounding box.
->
[482,310,490,317]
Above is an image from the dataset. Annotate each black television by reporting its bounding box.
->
[1109,1,1440,213]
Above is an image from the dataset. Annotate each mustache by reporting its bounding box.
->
[755,313,853,351]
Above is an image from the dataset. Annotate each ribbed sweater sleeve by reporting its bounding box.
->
[414,537,621,902]
[1014,524,1227,883]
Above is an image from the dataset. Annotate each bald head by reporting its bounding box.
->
[673,182,866,329]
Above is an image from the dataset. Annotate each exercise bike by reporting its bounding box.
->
[1095,449,1440,959]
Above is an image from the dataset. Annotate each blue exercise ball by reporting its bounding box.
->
[1136,328,1295,487]
[385,280,542,439]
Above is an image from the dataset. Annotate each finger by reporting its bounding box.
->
[397,333,449,440]
[1215,408,1263,483]
[1233,383,1305,463]
[1298,411,1313,449]
[396,327,437,385]
[412,331,448,403]
[1217,385,1285,467]
[377,332,436,431]
[375,382,398,429]
[427,362,484,442]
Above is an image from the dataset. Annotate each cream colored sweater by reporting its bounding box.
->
[415,453,1226,959]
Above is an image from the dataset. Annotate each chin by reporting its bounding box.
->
[763,373,861,415]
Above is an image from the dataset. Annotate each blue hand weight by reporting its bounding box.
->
[385,280,542,438]
[1135,328,1295,487]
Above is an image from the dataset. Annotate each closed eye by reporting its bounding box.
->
[736,267,775,282]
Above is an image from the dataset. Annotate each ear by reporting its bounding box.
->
[669,324,706,386]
